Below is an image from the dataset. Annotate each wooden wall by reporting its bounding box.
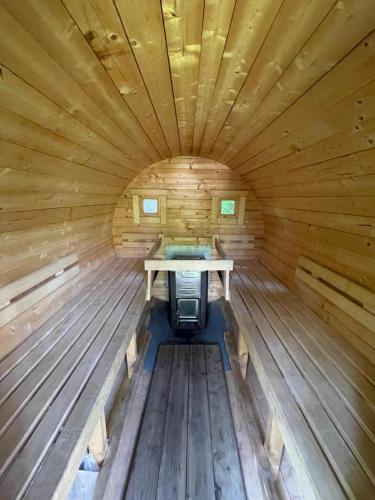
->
[1,0,374,359]
[113,157,263,259]
[0,135,122,356]
[218,21,375,360]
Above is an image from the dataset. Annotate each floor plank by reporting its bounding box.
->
[156,345,189,500]
[187,345,216,500]
[125,345,174,500]
[125,343,246,499]
[205,345,246,500]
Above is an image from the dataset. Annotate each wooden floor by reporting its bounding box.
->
[125,344,246,500]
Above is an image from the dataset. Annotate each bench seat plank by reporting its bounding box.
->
[0,259,128,405]
[231,273,350,499]
[20,274,146,500]
[0,257,122,380]
[0,260,141,483]
[236,265,375,484]
[250,262,375,395]
[0,260,137,445]
[230,263,375,499]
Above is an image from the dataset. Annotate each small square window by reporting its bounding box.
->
[143,198,158,214]
[220,199,236,215]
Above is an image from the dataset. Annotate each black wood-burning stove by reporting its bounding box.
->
[168,255,208,330]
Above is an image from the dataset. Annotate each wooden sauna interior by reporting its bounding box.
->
[0,1,374,499]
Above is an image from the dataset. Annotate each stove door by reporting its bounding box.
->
[177,298,199,320]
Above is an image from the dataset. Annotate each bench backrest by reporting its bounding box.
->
[296,256,375,335]
[0,254,79,328]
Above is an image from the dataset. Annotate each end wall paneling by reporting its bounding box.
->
[113,157,263,259]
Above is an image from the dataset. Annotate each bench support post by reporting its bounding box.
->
[237,333,249,379]
[224,270,230,301]
[89,410,108,465]
[146,270,153,301]
[265,413,284,479]
[126,332,138,377]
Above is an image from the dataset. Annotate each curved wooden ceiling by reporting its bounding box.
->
[1,0,374,182]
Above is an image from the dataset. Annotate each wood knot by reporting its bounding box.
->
[84,30,95,42]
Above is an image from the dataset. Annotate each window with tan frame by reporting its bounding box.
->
[142,198,159,216]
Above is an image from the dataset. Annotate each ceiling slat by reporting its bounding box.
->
[63,0,171,159]
[2,0,160,166]
[198,0,283,157]
[162,0,204,155]
[211,0,336,161]
[115,0,181,157]
[223,0,375,169]
[192,0,236,155]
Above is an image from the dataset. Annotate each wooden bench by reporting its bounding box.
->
[0,253,80,329]
[0,257,147,499]
[226,260,375,500]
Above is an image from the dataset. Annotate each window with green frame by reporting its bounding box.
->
[220,199,236,215]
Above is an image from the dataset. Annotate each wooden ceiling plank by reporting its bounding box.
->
[260,196,375,218]
[262,207,375,239]
[0,192,119,213]
[0,139,125,187]
[115,0,181,157]
[0,66,139,174]
[226,0,375,168]
[254,173,375,199]
[231,31,375,171]
[198,0,283,157]
[0,167,123,197]
[0,206,116,235]
[211,0,336,161]
[0,106,135,182]
[1,1,159,167]
[245,118,375,184]
[251,149,375,191]
[162,0,205,155]
[192,0,236,155]
[243,114,375,184]
[63,0,170,159]
[240,77,375,178]
[0,5,150,171]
